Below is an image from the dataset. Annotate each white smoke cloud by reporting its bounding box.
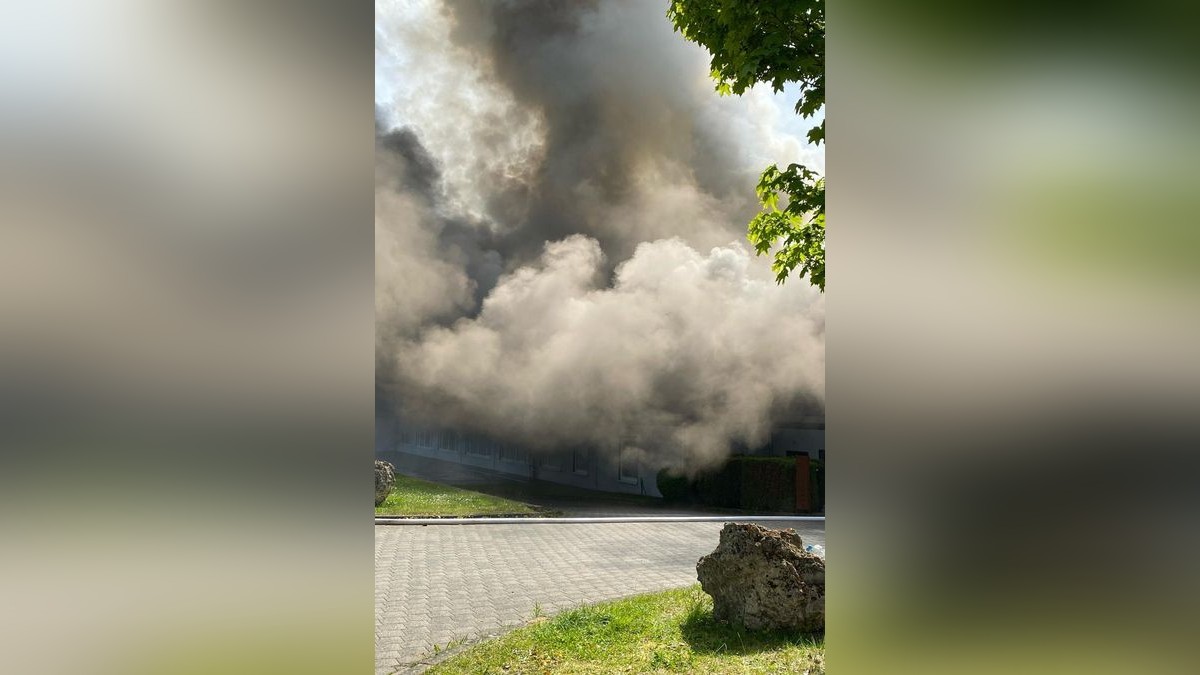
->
[375,0,545,222]
[394,235,824,470]
[374,185,472,339]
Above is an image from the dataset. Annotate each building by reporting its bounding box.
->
[376,416,824,498]
[752,417,826,463]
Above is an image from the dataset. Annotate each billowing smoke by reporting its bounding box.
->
[376,0,823,471]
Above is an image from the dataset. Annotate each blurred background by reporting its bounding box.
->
[831,1,1200,673]
[0,2,374,673]
[1,0,1198,673]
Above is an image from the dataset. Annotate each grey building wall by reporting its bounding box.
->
[380,417,662,497]
[761,427,826,461]
[377,415,824,498]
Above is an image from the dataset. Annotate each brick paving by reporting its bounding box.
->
[374,519,825,674]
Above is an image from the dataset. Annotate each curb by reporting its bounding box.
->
[375,515,825,525]
[375,512,547,520]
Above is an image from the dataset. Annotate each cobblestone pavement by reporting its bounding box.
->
[374,520,825,674]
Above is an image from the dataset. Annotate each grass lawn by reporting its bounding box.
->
[375,474,541,517]
[425,585,824,674]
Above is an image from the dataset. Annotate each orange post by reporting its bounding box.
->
[795,454,811,513]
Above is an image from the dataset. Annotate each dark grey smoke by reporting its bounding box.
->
[442,0,762,266]
[374,123,504,329]
[375,0,823,472]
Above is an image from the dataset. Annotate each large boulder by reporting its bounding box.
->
[696,523,825,632]
[375,460,395,506]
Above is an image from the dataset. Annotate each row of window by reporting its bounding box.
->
[397,425,641,482]
[399,427,523,460]
[538,447,640,483]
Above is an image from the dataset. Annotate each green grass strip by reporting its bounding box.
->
[427,585,823,674]
[375,475,539,517]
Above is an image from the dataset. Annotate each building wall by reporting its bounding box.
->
[379,416,824,498]
[382,418,662,497]
[762,427,826,462]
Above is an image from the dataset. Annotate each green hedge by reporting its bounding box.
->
[739,457,796,512]
[809,459,825,512]
[693,461,740,508]
[655,469,690,502]
[655,455,824,513]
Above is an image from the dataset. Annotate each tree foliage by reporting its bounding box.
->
[667,0,825,289]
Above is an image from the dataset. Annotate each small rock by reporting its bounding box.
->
[375,460,395,506]
[696,522,824,632]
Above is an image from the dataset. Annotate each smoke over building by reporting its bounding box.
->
[376,0,824,482]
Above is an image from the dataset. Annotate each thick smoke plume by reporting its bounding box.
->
[376,0,824,471]
[395,234,824,469]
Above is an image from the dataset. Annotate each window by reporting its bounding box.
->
[415,428,434,448]
[818,448,825,462]
[467,435,491,457]
[499,443,526,464]
[541,452,563,472]
[618,446,639,484]
[439,430,457,452]
[572,447,590,475]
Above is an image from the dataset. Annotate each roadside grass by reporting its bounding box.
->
[375,474,542,517]
[425,585,824,674]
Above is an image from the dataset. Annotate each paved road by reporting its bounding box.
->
[374,520,825,674]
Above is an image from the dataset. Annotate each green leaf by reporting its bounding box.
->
[668,0,825,290]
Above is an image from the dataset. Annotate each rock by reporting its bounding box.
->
[696,522,825,632]
[375,460,396,506]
